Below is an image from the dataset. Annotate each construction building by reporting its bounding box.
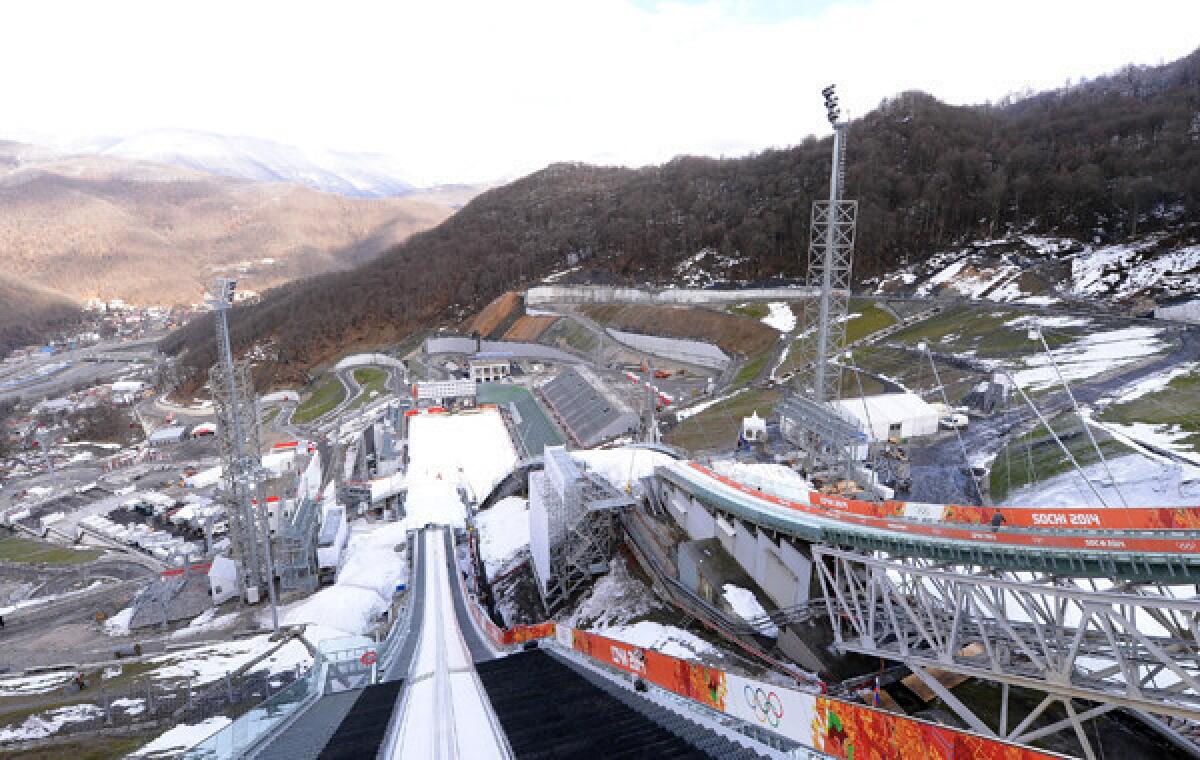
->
[469,353,512,383]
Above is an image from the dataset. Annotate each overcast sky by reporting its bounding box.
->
[5,0,1198,185]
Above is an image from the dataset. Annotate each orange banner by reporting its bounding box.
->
[814,698,1057,760]
[691,462,1200,555]
[567,627,1058,760]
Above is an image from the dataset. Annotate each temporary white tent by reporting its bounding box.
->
[831,392,939,443]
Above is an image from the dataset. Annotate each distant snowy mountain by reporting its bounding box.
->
[80,129,419,197]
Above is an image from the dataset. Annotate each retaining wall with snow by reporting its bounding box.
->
[526,285,822,306]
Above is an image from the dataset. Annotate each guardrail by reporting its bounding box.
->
[181,637,375,759]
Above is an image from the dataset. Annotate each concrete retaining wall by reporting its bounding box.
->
[526,285,823,306]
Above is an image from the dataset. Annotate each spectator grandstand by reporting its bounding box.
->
[537,367,639,448]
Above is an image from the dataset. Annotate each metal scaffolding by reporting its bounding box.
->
[814,546,1200,757]
[532,447,632,612]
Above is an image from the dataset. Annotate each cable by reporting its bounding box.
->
[924,344,986,505]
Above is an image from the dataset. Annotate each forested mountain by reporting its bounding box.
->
[164,48,1200,387]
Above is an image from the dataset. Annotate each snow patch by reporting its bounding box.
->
[0,704,104,742]
[722,584,778,637]
[566,555,660,629]
[760,302,796,332]
[476,496,530,577]
[1009,326,1167,391]
[598,621,719,661]
[574,447,675,497]
[103,606,135,636]
[131,715,233,757]
[0,671,75,697]
[1006,454,1200,508]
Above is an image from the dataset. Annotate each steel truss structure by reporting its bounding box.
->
[785,107,862,486]
[796,198,858,403]
[209,277,276,623]
[815,546,1200,759]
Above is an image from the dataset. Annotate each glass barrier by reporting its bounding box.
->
[181,636,375,759]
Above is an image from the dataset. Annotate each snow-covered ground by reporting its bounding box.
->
[1007,325,1168,391]
[1102,362,1199,405]
[0,704,104,742]
[170,608,240,639]
[1071,238,1200,300]
[599,621,719,661]
[574,447,675,497]
[566,555,661,629]
[131,716,233,758]
[273,520,411,638]
[407,409,517,504]
[103,606,134,636]
[876,232,1200,307]
[1005,454,1200,508]
[722,584,778,638]
[760,302,796,332]
[475,496,529,577]
[0,671,74,697]
[710,460,812,503]
[674,387,747,421]
[145,628,328,686]
[0,580,105,617]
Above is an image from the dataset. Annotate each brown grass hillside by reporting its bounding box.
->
[0,143,452,307]
[468,292,522,338]
[0,274,81,352]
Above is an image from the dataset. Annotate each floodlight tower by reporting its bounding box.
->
[798,85,858,404]
[208,277,278,629]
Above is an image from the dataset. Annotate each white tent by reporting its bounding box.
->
[831,392,939,443]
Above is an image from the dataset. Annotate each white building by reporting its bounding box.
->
[413,379,477,404]
[831,392,939,443]
[148,425,188,445]
[741,412,767,443]
[469,354,512,383]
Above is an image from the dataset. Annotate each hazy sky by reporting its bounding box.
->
[5,0,1198,185]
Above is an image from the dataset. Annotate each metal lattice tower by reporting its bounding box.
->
[796,86,857,404]
[208,277,279,627]
[783,86,863,487]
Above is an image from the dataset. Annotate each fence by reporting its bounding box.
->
[182,637,375,759]
[1,668,301,747]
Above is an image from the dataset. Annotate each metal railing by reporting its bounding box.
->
[181,637,374,759]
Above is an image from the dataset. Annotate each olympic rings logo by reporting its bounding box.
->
[744,685,784,728]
